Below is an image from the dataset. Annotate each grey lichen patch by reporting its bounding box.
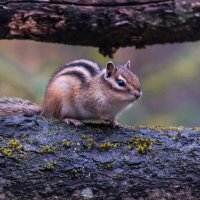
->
[81,187,94,199]
[113,172,125,180]
[100,162,113,170]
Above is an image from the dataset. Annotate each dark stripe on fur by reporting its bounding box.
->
[64,62,98,76]
[48,60,101,86]
[60,71,87,83]
[101,74,125,93]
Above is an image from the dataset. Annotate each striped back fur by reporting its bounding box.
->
[48,59,101,86]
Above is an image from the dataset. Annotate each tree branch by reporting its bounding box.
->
[0,114,200,199]
[1,2,200,199]
[0,0,199,56]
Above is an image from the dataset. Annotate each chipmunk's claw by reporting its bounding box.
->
[63,118,84,126]
[105,119,123,128]
[112,121,123,128]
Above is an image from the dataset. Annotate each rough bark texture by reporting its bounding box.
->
[1,1,200,199]
[0,114,200,199]
[0,0,200,56]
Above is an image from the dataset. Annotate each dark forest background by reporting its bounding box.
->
[0,40,200,127]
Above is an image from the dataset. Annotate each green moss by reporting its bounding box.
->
[99,142,117,151]
[0,139,23,157]
[82,135,96,150]
[133,125,185,132]
[71,168,83,177]
[133,135,153,154]
[127,144,133,150]
[71,169,78,176]
[62,140,72,147]
[7,139,22,151]
[40,145,56,154]
[44,160,57,170]
[0,147,12,156]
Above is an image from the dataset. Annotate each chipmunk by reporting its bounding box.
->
[0,59,142,127]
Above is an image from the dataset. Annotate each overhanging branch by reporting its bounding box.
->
[0,0,200,56]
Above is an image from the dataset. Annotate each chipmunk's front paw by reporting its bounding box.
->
[63,118,84,126]
[106,119,123,128]
[112,121,123,128]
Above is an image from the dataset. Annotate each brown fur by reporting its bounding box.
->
[42,79,65,119]
[0,60,141,127]
[41,60,141,126]
[0,97,42,117]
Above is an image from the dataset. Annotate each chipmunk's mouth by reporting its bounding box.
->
[125,96,137,102]
[126,91,142,102]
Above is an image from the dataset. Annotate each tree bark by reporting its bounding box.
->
[1,1,200,199]
[0,114,200,199]
[0,0,199,56]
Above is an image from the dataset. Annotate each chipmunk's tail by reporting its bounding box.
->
[0,97,42,117]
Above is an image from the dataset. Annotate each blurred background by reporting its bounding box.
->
[0,40,200,127]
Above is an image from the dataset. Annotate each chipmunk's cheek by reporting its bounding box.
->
[125,94,136,102]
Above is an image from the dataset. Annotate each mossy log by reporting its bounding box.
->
[0,114,200,199]
[0,0,200,56]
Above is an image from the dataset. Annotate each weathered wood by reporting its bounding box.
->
[0,0,199,56]
[0,114,200,199]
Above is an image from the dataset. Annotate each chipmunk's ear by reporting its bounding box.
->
[106,61,116,78]
[126,60,131,69]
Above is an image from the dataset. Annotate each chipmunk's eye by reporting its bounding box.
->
[117,79,126,87]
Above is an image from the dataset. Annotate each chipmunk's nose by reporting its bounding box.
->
[134,90,142,99]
